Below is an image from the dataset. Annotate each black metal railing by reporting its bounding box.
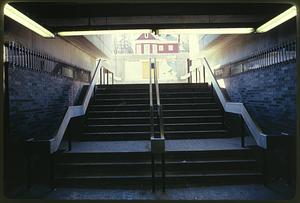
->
[149,58,166,193]
[186,58,204,83]
[100,66,114,85]
[4,41,91,83]
[214,40,296,79]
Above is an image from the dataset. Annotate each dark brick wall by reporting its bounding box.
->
[224,61,296,136]
[8,65,88,140]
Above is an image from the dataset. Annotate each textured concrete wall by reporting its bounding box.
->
[202,19,296,69]
[8,65,88,140]
[4,18,96,72]
[224,62,296,136]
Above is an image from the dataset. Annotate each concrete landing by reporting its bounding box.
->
[10,184,290,200]
[66,137,255,153]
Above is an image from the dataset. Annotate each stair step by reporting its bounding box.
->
[54,172,263,187]
[56,160,259,175]
[165,130,229,139]
[88,103,218,111]
[84,122,225,132]
[95,92,211,99]
[163,109,222,116]
[80,129,229,141]
[93,97,214,105]
[87,110,149,117]
[81,131,151,141]
[86,116,224,125]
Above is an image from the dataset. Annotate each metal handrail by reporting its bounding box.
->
[179,65,201,83]
[49,59,104,153]
[149,58,165,193]
[201,57,268,149]
[100,66,114,85]
[154,60,165,140]
[149,61,155,138]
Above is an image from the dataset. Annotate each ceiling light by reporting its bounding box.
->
[4,4,55,38]
[158,28,254,35]
[256,6,297,33]
[58,29,153,36]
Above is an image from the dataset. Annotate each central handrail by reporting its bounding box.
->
[201,57,268,148]
[149,58,165,193]
[149,60,154,138]
[154,60,165,140]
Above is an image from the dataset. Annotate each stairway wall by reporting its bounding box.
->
[4,18,97,194]
[224,62,296,136]
[8,66,88,140]
[201,17,296,137]
[201,18,297,188]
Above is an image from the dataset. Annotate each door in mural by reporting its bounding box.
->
[142,61,159,79]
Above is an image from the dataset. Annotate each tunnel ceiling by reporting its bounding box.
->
[10,2,292,32]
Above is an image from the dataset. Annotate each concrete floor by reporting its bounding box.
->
[8,136,290,200]
[65,136,256,153]
[10,184,289,200]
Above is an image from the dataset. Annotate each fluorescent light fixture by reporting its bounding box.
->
[4,4,55,38]
[158,28,254,35]
[58,29,153,36]
[256,6,297,33]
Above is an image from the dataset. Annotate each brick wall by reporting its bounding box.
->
[8,65,88,140]
[224,61,296,136]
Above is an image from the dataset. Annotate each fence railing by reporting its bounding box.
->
[100,66,114,85]
[4,41,91,83]
[214,40,296,79]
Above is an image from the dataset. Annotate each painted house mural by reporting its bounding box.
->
[135,33,180,54]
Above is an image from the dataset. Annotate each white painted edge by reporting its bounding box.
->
[202,58,267,149]
[49,60,105,153]
[180,72,191,80]
[114,76,122,81]
[179,65,199,80]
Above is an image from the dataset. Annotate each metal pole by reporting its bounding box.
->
[49,153,55,190]
[106,69,109,85]
[196,68,198,83]
[68,139,72,151]
[27,148,32,189]
[241,116,245,148]
[100,67,102,85]
[151,153,155,192]
[161,153,165,193]
[203,65,206,83]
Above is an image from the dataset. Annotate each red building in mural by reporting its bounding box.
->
[135,33,179,54]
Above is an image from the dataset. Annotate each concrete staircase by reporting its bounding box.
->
[54,83,264,188]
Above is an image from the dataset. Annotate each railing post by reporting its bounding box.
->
[49,152,56,190]
[26,146,32,189]
[195,68,198,83]
[106,69,109,85]
[161,153,165,193]
[151,153,155,192]
[187,59,192,83]
[241,115,245,148]
[203,65,205,83]
[68,139,72,151]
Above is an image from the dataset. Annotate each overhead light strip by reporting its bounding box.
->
[58,29,153,36]
[158,28,255,34]
[256,6,297,33]
[4,4,55,38]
